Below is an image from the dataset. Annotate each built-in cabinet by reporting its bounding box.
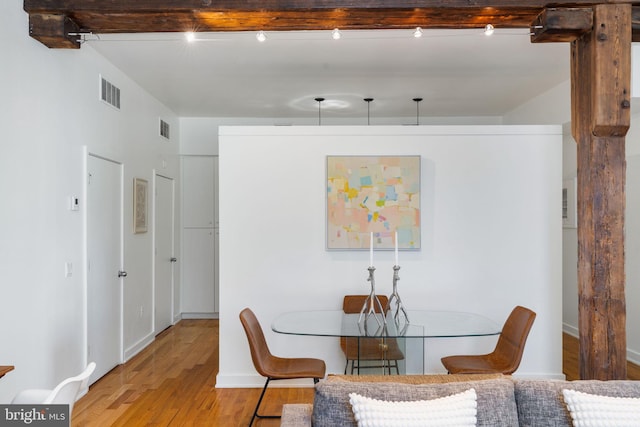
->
[181,156,219,316]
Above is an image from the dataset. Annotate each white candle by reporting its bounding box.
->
[395,231,399,266]
[370,232,374,266]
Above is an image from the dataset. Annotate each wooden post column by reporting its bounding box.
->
[571,4,630,380]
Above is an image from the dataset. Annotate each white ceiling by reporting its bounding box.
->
[87,28,570,120]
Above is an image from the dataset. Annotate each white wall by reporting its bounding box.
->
[179,116,503,156]
[216,125,563,387]
[502,80,571,126]
[0,0,180,402]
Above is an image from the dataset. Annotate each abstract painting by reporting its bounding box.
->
[327,155,420,250]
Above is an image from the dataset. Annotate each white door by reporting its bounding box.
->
[87,154,123,384]
[154,174,174,333]
[182,228,215,313]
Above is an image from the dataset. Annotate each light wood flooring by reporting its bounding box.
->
[72,319,640,426]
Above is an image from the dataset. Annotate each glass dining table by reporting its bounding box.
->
[271,310,501,374]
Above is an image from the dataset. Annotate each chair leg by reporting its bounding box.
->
[249,377,280,427]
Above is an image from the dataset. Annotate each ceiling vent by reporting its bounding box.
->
[100,76,121,109]
[160,119,170,140]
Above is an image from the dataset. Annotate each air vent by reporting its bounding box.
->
[100,76,121,109]
[160,119,170,140]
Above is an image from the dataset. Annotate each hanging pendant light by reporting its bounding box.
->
[364,98,374,125]
[413,98,423,125]
[315,97,325,125]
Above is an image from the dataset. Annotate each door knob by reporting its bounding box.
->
[118,270,128,278]
[170,257,177,262]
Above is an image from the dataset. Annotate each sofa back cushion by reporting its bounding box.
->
[514,379,640,427]
[312,378,518,427]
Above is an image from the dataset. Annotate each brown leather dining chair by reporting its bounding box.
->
[239,308,326,426]
[440,305,536,375]
[341,295,405,375]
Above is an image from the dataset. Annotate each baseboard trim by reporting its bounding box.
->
[124,331,155,362]
[215,373,315,389]
[512,373,566,380]
[562,323,578,337]
[628,349,640,366]
[182,312,219,319]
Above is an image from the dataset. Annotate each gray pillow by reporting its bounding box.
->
[514,379,640,427]
[312,378,518,427]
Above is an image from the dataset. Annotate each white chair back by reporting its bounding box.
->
[44,362,96,409]
[12,362,96,417]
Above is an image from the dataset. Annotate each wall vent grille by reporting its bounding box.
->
[160,119,170,140]
[100,77,121,109]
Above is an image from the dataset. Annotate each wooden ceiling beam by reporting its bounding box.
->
[28,13,80,49]
[22,0,634,13]
[530,8,593,43]
[531,6,640,43]
[23,0,638,48]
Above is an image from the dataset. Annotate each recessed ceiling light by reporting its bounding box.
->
[185,32,196,42]
[413,27,423,38]
[256,31,267,42]
[332,28,341,40]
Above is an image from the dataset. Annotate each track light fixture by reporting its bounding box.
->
[484,24,495,36]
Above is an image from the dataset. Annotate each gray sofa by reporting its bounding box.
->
[280,374,640,426]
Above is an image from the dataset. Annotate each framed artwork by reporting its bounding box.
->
[133,178,148,234]
[563,177,577,229]
[326,155,421,250]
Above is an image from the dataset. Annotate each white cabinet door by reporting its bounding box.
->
[181,228,215,313]
[182,156,215,228]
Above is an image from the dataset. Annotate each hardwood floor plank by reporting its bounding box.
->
[72,319,312,426]
[71,320,639,426]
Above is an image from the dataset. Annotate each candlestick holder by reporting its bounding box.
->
[387,265,409,327]
[358,266,386,329]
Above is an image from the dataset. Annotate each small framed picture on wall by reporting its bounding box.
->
[133,178,148,234]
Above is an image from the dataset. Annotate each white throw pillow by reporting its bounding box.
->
[348,388,477,427]
[562,389,640,427]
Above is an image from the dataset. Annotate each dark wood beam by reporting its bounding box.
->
[571,3,629,380]
[532,5,640,42]
[28,13,80,48]
[23,0,638,48]
[530,8,593,42]
[21,0,636,13]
